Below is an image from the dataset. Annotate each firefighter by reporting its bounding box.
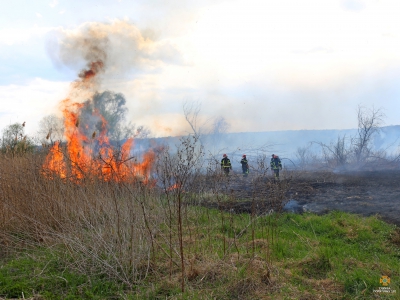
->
[221,154,232,175]
[240,154,249,177]
[270,154,282,179]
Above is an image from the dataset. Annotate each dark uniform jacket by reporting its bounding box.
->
[270,157,282,170]
[221,157,232,169]
[240,158,248,170]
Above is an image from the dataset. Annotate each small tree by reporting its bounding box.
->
[37,114,64,143]
[1,122,35,156]
[80,91,151,142]
[353,105,385,164]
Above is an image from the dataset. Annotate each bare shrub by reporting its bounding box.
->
[295,146,311,169]
[315,135,351,170]
[295,145,321,169]
[155,134,205,292]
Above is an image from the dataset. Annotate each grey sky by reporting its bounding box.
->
[0,0,399,137]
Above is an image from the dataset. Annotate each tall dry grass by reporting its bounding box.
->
[0,152,165,287]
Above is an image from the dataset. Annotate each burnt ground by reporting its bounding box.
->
[200,170,400,226]
[289,170,400,226]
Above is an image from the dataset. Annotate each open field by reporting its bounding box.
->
[1,154,399,299]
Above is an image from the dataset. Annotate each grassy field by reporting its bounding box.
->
[1,154,399,299]
[1,209,399,299]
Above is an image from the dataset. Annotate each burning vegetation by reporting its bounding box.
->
[42,22,161,183]
[42,87,156,182]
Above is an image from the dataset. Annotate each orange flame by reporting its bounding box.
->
[166,183,182,192]
[42,61,155,183]
[43,141,67,179]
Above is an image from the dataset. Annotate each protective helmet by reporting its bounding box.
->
[271,154,275,157]
[242,154,246,158]
[223,154,227,157]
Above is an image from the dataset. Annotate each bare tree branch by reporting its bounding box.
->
[353,105,385,163]
[183,100,202,136]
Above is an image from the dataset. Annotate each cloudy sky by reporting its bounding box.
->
[1,0,400,138]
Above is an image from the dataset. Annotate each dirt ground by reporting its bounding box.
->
[201,170,400,226]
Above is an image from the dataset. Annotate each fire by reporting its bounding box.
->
[43,141,67,179]
[166,183,182,192]
[42,60,155,183]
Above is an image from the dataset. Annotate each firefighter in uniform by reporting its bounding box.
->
[221,154,232,175]
[240,154,249,177]
[270,154,282,179]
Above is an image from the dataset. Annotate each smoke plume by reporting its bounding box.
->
[42,20,178,182]
[49,20,182,88]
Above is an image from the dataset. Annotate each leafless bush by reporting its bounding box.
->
[295,145,321,169]
[155,134,205,292]
[314,135,351,170]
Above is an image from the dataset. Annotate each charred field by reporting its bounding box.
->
[200,169,400,227]
[288,170,400,226]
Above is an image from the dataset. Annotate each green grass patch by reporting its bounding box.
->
[0,249,124,299]
[1,209,399,299]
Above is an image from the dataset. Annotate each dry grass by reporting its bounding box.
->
[0,153,165,287]
[389,227,400,246]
